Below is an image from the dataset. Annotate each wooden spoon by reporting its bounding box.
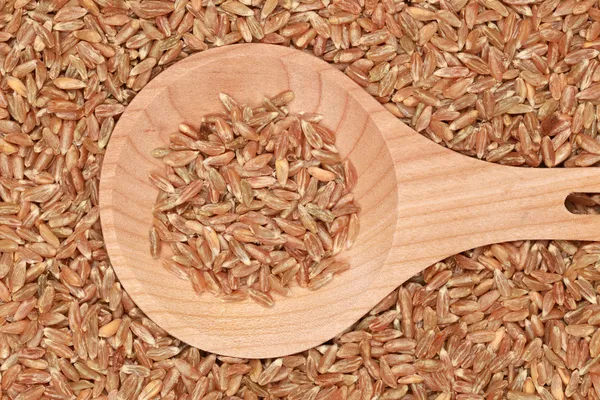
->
[100,44,600,358]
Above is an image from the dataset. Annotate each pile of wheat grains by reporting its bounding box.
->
[1,0,600,398]
[150,92,359,306]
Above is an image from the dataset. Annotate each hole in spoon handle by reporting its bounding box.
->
[495,167,600,242]
[565,192,600,215]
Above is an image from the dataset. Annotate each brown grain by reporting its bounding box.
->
[0,0,599,398]
[150,92,359,306]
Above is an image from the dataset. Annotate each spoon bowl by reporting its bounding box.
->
[100,44,600,358]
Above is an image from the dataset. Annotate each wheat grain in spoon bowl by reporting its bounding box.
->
[148,90,362,307]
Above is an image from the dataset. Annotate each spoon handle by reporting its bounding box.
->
[376,117,600,280]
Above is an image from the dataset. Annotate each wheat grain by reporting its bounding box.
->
[0,0,600,397]
[150,92,359,306]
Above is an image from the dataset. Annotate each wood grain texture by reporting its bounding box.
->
[100,44,600,358]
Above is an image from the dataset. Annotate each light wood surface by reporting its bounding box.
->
[100,44,600,358]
